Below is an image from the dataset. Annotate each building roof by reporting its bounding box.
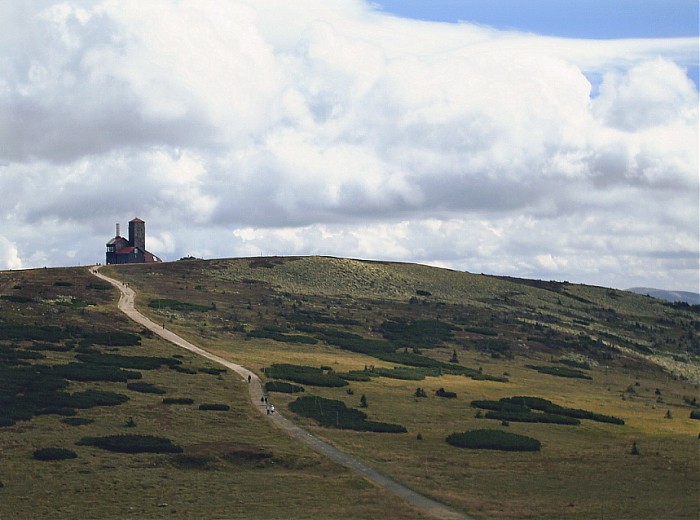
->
[106,236,129,247]
[115,246,136,254]
[130,217,145,223]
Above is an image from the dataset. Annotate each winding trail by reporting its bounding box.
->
[91,266,471,520]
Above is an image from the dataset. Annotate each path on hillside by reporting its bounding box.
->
[91,266,471,520]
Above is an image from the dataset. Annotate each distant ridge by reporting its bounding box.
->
[626,287,700,305]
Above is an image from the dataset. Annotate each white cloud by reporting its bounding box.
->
[0,237,23,270]
[0,0,697,291]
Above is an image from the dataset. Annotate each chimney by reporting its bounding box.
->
[116,223,120,237]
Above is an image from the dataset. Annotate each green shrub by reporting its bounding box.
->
[53,281,73,287]
[33,447,78,461]
[526,365,592,380]
[48,363,142,382]
[472,396,625,426]
[558,359,592,370]
[484,410,580,425]
[336,371,372,382]
[29,342,73,352]
[446,429,541,451]
[61,417,94,426]
[80,331,141,347]
[148,299,211,312]
[77,434,183,453]
[87,283,112,291]
[0,417,16,427]
[289,396,407,433]
[172,455,215,470]
[265,364,348,387]
[1,295,33,303]
[380,319,455,348]
[690,410,700,420]
[163,397,194,405]
[265,381,305,393]
[370,366,428,381]
[248,329,318,344]
[127,382,166,395]
[76,353,180,370]
[199,403,230,411]
[0,323,68,342]
[436,388,457,398]
[199,367,226,375]
[67,390,129,408]
[171,366,197,375]
[504,396,624,425]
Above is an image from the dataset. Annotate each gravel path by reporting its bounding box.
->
[91,266,471,520]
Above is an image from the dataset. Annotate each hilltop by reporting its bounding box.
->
[1,256,698,519]
[627,287,700,305]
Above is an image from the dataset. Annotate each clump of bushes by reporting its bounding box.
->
[369,366,428,381]
[526,365,592,380]
[77,434,183,453]
[436,388,457,398]
[148,299,211,312]
[199,367,226,375]
[172,455,215,470]
[199,404,230,411]
[446,429,541,452]
[76,353,181,370]
[471,396,624,425]
[48,363,142,382]
[33,447,78,461]
[162,397,194,405]
[127,382,166,395]
[265,381,305,393]
[80,331,142,347]
[336,371,372,382]
[289,396,407,433]
[558,358,592,370]
[247,328,318,344]
[690,410,700,420]
[264,364,348,387]
[67,390,129,408]
[171,366,198,375]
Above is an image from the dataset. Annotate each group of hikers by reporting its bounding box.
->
[249,374,275,415]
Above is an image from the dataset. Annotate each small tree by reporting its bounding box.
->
[630,442,640,455]
[360,394,368,408]
[449,350,459,363]
[664,409,673,419]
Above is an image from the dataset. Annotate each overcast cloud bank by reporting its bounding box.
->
[0,0,697,290]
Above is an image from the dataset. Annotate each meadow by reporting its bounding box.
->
[1,257,698,518]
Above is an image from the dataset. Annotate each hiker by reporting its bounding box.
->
[248,374,251,383]
[270,405,275,415]
[266,405,270,415]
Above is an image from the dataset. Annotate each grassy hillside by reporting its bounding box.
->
[2,256,698,519]
[0,266,429,519]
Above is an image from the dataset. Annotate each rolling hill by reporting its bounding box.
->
[1,256,698,519]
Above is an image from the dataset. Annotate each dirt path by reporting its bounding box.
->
[91,266,471,520]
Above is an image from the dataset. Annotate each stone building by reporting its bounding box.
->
[105,218,161,264]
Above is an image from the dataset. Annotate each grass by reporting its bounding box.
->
[1,257,698,519]
[0,265,429,520]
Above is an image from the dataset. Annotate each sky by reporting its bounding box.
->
[0,1,698,292]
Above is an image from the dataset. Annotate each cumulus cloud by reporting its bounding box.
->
[0,0,697,291]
